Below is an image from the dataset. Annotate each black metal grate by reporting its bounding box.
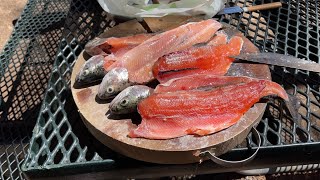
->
[0,0,70,179]
[21,0,118,175]
[16,0,320,178]
[217,0,320,148]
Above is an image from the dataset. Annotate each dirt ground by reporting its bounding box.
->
[0,0,27,51]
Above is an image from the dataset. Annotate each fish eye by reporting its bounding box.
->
[83,70,89,76]
[107,86,114,94]
[120,99,128,107]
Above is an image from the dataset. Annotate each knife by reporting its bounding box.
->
[231,53,320,73]
[217,2,282,15]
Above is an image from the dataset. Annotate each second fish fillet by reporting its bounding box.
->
[154,74,255,93]
[153,36,243,83]
[107,19,222,84]
[129,80,288,139]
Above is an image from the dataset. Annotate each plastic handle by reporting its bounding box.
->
[243,2,282,12]
[200,127,261,167]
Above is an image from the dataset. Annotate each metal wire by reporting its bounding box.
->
[0,0,70,179]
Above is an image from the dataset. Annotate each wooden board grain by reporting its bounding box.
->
[71,17,270,164]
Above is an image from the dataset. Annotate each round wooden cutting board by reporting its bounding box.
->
[71,17,271,164]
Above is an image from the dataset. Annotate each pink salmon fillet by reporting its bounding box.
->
[107,19,222,84]
[129,79,288,139]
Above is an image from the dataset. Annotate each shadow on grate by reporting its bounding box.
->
[22,0,117,175]
[0,0,70,179]
[21,0,320,178]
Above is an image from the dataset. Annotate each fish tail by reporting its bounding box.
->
[261,80,289,101]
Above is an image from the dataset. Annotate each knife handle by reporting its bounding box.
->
[243,2,282,12]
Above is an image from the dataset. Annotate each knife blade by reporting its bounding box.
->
[217,2,282,15]
[231,53,320,73]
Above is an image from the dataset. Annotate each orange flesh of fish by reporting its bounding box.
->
[154,74,255,93]
[103,46,138,69]
[153,36,243,83]
[103,57,116,69]
[129,79,288,139]
[99,34,154,54]
[85,33,153,56]
[207,31,228,45]
[107,19,222,84]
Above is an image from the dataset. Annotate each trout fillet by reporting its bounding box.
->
[153,36,243,83]
[129,79,288,139]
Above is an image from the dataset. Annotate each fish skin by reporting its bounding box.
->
[107,19,222,84]
[75,55,106,85]
[153,36,243,83]
[109,85,153,114]
[154,74,256,93]
[97,68,133,100]
[85,34,154,56]
[129,80,288,139]
[76,43,138,86]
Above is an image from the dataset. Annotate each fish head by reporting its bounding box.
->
[109,87,138,114]
[75,55,106,85]
[97,67,131,100]
[109,85,153,114]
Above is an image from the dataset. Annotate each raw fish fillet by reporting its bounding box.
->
[153,36,243,83]
[107,20,222,84]
[85,33,154,56]
[103,55,117,70]
[129,80,288,139]
[207,31,228,46]
[220,25,259,53]
[154,74,255,93]
[103,46,135,69]
[105,34,154,53]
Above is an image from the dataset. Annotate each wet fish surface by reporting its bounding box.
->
[98,20,220,99]
[154,74,255,93]
[129,79,288,139]
[75,55,106,86]
[97,68,133,100]
[207,30,228,45]
[153,36,244,83]
[109,85,153,114]
[85,33,154,56]
[106,19,223,84]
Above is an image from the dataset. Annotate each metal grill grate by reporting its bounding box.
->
[219,0,320,148]
[22,0,118,175]
[10,0,320,178]
[0,0,70,179]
